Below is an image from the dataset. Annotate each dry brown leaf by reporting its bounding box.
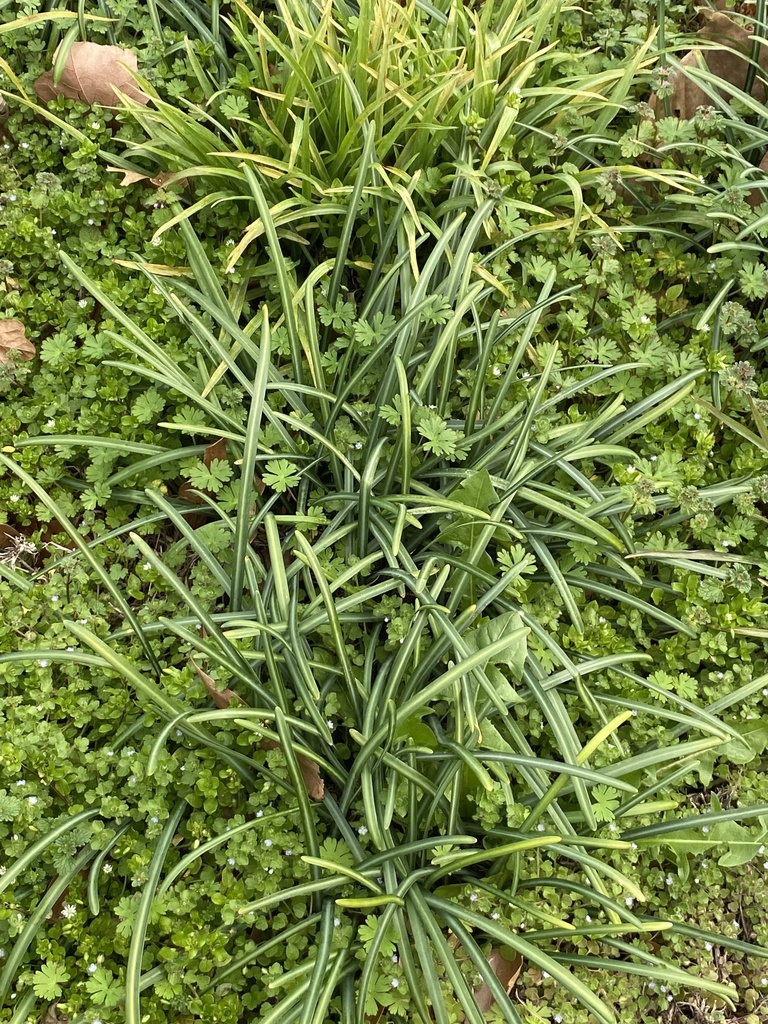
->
[179,437,228,528]
[0,523,24,549]
[34,42,149,108]
[470,950,523,1017]
[651,9,768,120]
[43,1005,69,1024]
[261,739,326,801]
[108,166,188,189]
[0,319,34,364]
[192,660,246,709]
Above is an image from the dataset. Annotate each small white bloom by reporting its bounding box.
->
[78,298,87,308]
[46,419,56,429]
[226,266,235,274]
[542,971,550,979]
[626,465,636,474]
[61,903,77,919]
[625,897,634,907]
[66,646,74,652]
[91,121,100,129]
[256,810,263,818]
[640,315,650,324]
[491,912,500,920]
[585,915,592,923]
[469,892,478,903]
[631,843,637,850]
[129,775,137,783]
[327,719,334,730]
[126,748,135,756]
[38,660,48,668]
[284,849,293,856]
[354,442,363,450]
[176,729,183,737]
[150,816,159,824]
[333,917,341,927]
[716,672,724,680]
[392,955,399,964]
[0,949,4,957]
[650,454,657,461]
[87,219,94,226]
[759,846,765,854]
[102,862,112,873]
[142,562,152,570]
[9,494,19,502]
[15,780,25,787]
[88,963,98,973]
[391,978,399,989]
[28,796,38,805]
[492,365,501,376]
[693,412,701,420]
[665,875,674,886]
[227,857,236,866]
[536,823,545,832]
[8,194,16,202]
[357,826,368,836]
[264,839,273,847]
[705,942,713,951]
[702,826,710,833]
[599,616,606,623]
[51,594,59,602]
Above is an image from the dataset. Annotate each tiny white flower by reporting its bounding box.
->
[492,366,501,376]
[491,912,500,920]
[631,843,637,850]
[102,862,112,874]
[392,955,399,964]
[694,877,699,884]
[150,816,159,824]
[8,194,16,202]
[469,892,478,902]
[608,823,617,831]
[87,219,94,226]
[598,616,606,623]
[761,977,768,986]
[256,810,264,818]
[51,594,59,602]
[625,897,634,907]
[129,775,136,783]
[91,121,100,129]
[665,875,674,886]
[142,562,152,570]
[327,719,334,729]
[61,903,77,919]
[585,915,592,922]
[66,646,74,652]
[660,986,667,993]
[78,298,87,308]
[650,455,657,461]
[333,917,341,927]
[38,660,48,668]
[391,978,400,988]
[15,780,25,786]
[284,849,293,856]
[98,199,105,205]
[357,826,368,836]
[225,239,235,246]
[0,949,4,957]
[28,796,38,805]
[125,748,135,756]
[9,495,20,502]
[176,729,183,737]
[264,839,273,847]
[543,971,550,979]
[705,942,713,951]
[227,857,236,866]
[626,465,636,474]
[88,963,98,973]
[667,994,674,1003]
[693,412,701,420]
[536,823,546,832]
[716,672,724,680]
[226,266,235,274]
[354,441,363,449]
[640,315,650,324]
[759,846,765,854]
[702,826,710,833]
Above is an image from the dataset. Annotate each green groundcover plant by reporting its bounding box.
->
[2,0,768,1023]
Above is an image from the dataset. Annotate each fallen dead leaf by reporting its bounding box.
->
[179,437,228,528]
[34,41,149,108]
[261,739,326,801]
[191,658,325,800]
[43,1005,69,1024]
[0,319,34,364]
[108,166,188,190]
[651,8,768,120]
[192,659,246,709]
[469,950,523,1017]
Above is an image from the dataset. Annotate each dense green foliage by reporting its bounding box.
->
[2,1,768,1022]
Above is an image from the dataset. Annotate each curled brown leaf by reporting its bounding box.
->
[192,660,246,709]
[34,42,149,108]
[0,319,34,364]
[469,950,523,1017]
